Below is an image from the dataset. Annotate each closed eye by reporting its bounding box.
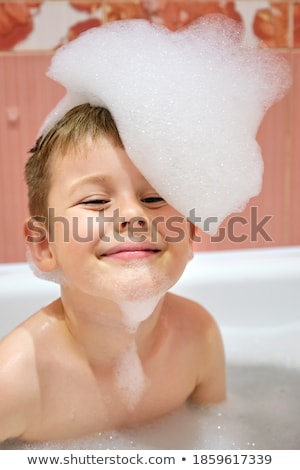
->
[141,196,166,208]
[79,199,110,210]
[81,200,109,205]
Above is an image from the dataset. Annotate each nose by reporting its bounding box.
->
[120,218,147,229]
[116,197,149,235]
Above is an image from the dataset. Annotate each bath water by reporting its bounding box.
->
[2,362,299,450]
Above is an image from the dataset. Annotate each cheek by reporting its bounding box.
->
[163,220,191,274]
[50,212,106,245]
[69,216,101,243]
[48,222,96,270]
[70,212,123,245]
[153,214,190,245]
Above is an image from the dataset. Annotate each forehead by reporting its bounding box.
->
[48,135,151,188]
[50,133,107,161]
[50,135,118,170]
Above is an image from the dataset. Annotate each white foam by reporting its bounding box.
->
[113,261,171,330]
[40,15,291,234]
[114,342,148,410]
[119,294,164,332]
[25,246,64,285]
[89,259,173,305]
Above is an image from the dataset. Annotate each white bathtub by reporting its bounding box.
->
[0,247,300,450]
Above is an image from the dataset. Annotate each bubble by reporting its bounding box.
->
[39,16,291,235]
[119,294,164,332]
[114,342,148,410]
[25,246,64,285]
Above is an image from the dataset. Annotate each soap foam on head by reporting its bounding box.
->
[40,15,291,234]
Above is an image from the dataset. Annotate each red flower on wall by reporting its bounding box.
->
[0,2,39,50]
[139,1,242,31]
[140,0,193,31]
[253,3,289,48]
[69,1,102,14]
[105,1,143,22]
[26,2,43,7]
[55,18,102,48]
[294,3,300,47]
[67,17,102,42]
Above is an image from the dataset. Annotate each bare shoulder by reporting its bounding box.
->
[164,291,219,333]
[0,325,40,441]
[163,292,224,365]
[0,301,62,442]
[164,292,226,404]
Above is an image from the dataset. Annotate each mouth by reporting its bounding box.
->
[101,243,161,261]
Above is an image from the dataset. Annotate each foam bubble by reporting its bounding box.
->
[26,246,65,285]
[114,342,148,410]
[118,293,164,332]
[40,15,291,234]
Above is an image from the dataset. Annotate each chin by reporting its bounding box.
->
[107,267,174,303]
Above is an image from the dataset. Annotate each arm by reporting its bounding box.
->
[0,331,39,442]
[190,315,226,404]
[0,372,27,442]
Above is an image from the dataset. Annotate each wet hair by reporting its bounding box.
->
[25,103,124,218]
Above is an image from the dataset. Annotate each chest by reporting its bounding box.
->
[29,345,197,441]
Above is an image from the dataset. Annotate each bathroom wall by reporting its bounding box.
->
[0,0,299,262]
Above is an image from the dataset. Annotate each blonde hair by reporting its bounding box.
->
[25,104,123,218]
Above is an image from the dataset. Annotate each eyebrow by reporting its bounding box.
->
[68,175,112,196]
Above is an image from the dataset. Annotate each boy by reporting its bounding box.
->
[0,104,225,442]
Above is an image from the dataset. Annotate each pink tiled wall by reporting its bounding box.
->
[0,53,64,262]
[291,49,300,246]
[0,1,299,262]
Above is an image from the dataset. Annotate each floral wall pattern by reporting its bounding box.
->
[1,1,299,51]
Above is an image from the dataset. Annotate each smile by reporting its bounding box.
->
[101,243,161,261]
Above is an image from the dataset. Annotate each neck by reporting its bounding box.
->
[58,287,167,368]
[57,287,169,410]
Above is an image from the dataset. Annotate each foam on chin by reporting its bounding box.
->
[117,293,165,332]
[112,260,171,330]
[74,256,173,304]
[40,15,291,235]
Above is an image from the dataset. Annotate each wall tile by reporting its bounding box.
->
[294,0,300,47]
[290,49,300,244]
[0,54,64,262]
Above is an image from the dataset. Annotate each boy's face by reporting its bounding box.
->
[45,136,193,302]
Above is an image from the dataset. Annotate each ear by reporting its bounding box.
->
[24,216,57,272]
[188,222,195,261]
